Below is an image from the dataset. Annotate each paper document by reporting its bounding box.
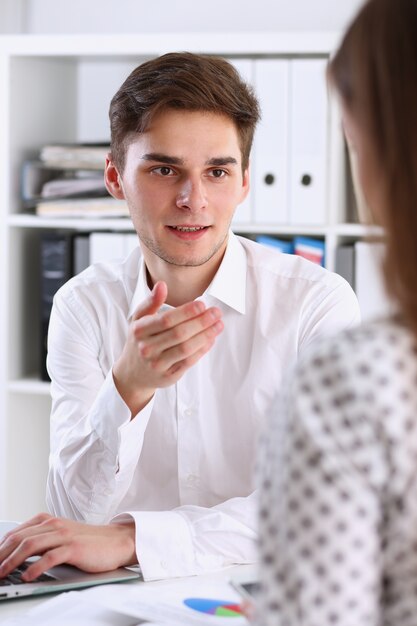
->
[86,579,248,625]
[0,591,154,626]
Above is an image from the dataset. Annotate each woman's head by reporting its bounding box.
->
[328,0,417,335]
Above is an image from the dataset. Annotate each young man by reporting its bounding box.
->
[0,53,360,583]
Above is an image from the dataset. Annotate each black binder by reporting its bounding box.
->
[39,233,73,381]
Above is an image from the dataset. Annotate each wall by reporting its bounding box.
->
[7,0,365,34]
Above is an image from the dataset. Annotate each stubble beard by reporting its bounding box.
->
[138,230,229,268]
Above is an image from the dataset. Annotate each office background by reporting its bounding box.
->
[1,0,388,524]
[3,0,363,35]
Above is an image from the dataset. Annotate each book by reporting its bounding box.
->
[36,197,130,218]
[40,143,110,170]
[21,160,108,218]
[41,175,106,199]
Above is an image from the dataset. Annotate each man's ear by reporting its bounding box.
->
[240,163,250,203]
[104,156,125,200]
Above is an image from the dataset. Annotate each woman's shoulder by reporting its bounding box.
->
[297,317,416,384]
[290,318,417,441]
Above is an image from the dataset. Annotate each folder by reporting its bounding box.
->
[255,235,293,254]
[293,236,325,267]
[40,233,73,380]
[73,233,90,275]
[335,244,355,288]
[289,59,328,224]
[229,59,254,226]
[253,59,290,224]
[89,232,138,264]
[354,241,393,322]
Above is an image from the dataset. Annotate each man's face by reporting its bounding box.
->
[106,109,249,271]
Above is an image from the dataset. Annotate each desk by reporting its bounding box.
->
[0,563,257,623]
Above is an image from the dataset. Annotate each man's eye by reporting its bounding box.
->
[154,166,174,176]
[211,169,226,178]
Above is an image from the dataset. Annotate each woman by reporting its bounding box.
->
[258,0,417,624]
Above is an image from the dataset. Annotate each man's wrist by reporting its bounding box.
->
[111,522,138,567]
[112,367,155,417]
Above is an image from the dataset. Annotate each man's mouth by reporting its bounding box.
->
[169,225,208,232]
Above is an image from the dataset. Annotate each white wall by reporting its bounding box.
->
[16,0,365,34]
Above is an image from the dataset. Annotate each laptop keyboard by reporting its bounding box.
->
[0,561,55,585]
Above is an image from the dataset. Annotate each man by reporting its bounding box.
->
[0,53,360,583]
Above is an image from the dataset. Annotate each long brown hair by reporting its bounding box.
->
[329,0,417,338]
[109,52,260,174]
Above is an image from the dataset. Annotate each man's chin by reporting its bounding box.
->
[159,255,215,268]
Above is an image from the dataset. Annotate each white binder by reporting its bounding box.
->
[228,59,254,226]
[253,59,289,224]
[354,241,394,322]
[289,59,328,224]
[90,232,135,264]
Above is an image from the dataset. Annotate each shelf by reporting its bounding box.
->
[7,214,330,235]
[234,223,328,236]
[0,33,341,58]
[334,223,384,237]
[8,378,51,396]
[7,214,135,231]
[7,215,384,238]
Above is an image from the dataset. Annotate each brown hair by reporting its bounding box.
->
[329,0,417,338]
[109,52,260,174]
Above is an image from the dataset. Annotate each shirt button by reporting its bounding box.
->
[187,474,198,487]
[184,408,194,417]
[160,561,168,570]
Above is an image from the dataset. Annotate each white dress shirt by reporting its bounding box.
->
[46,232,360,580]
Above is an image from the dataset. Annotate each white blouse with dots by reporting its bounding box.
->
[258,318,417,626]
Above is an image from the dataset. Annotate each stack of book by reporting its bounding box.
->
[22,143,129,218]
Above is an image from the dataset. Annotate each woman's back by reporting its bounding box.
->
[259,318,417,625]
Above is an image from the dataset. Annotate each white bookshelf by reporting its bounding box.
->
[0,32,371,520]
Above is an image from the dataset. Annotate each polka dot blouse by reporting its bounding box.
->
[257,318,417,626]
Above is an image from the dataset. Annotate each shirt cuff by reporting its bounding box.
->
[113,510,197,581]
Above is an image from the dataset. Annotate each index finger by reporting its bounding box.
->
[0,513,51,545]
[136,300,221,339]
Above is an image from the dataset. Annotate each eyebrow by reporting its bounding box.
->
[141,153,238,167]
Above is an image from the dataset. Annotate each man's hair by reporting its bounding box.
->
[109,52,260,174]
[328,0,417,339]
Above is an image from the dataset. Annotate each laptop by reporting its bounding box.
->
[0,521,141,601]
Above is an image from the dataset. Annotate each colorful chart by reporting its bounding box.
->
[184,597,243,617]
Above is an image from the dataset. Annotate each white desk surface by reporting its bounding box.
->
[0,562,257,622]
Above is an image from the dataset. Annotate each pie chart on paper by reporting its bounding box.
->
[184,597,243,617]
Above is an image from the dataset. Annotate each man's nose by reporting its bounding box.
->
[175,177,208,211]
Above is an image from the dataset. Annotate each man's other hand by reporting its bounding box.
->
[0,513,137,582]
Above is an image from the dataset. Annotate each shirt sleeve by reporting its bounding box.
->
[46,287,155,524]
[299,276,361,353]
[112,491,258,581]
[257,356,385,626]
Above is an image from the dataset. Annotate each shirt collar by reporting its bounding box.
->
[128,231,247,319]
[205,231,246,314]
